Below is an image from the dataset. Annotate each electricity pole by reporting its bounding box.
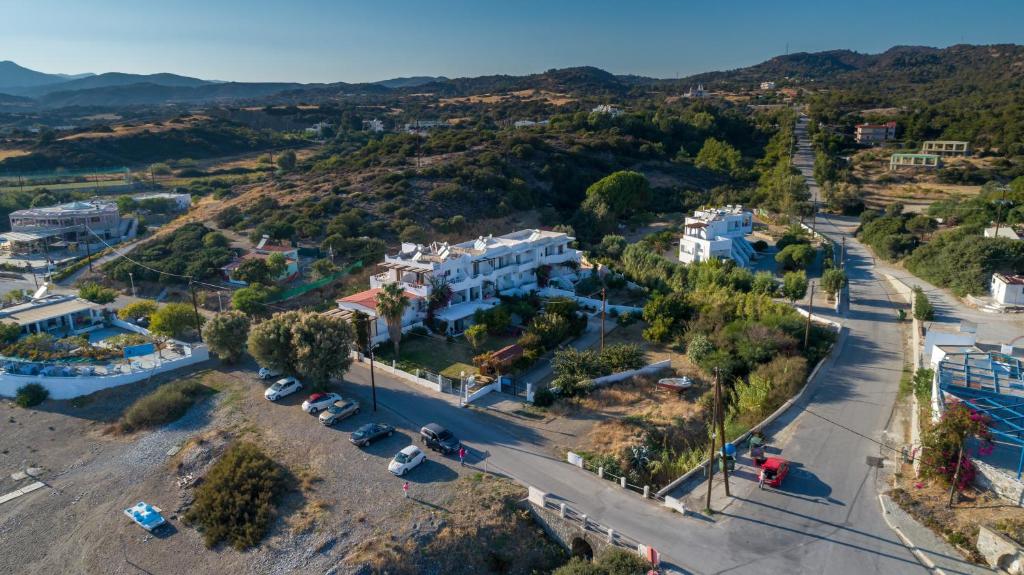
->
[840,236,846,270]
[804,282,815,350]
[600,287,606,353]
[128,273,136,298]
[715,368,730,497]
[993,185,1009,238]
[705,370,721,512]
[188,280,203,342]
[363,314,377,412]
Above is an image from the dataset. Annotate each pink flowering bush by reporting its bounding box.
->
[920,403,994,491]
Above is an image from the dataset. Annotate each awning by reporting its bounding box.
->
[435,301,497,322]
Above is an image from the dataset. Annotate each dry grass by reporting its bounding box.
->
[59,115,209,140]
[439,89,575,107]
[0,149,29,161]
[287,498,331,535]
[344,534,417,575]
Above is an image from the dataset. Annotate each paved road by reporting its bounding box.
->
[331,118,983,574]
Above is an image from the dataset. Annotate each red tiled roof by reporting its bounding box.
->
[257,244,296,253]
[995,273,1024,286]
[490,344,524,364]
[338,288,422,310]
[221,251,295,272]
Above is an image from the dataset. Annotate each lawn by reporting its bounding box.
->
[376,332,519,379]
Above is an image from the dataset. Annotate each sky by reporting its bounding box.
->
[2,0,1023,83]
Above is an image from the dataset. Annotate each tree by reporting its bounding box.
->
[233,258,272,285]
[906,214,937,236]
[248,311,301,375]
[276,150,297,171]
[821,269,847,299]
[310,258,339,279]
[641,291,693,344]
[686,333,714,364]
[150,162,173,176]
[78,282,117,304]
[289,311,354,388]
[202,232,230,249]
[375,283,409,358]
[781,271,809,302]
[203,311,251,363]
[117,300,159,321]
[232,284,272,316]
[0,321,20,344]
[822,181,865,214]
[695,137,742,176]
[464,324,487,351]
[552,558,603,575]
[266,252,287,280]
[920,403,993,492]
[752,271,776,295]
[551,348,603,396]
[582,171,652,221]
[598,234,628,260]
[151,303,204,338]
[774,244,816,271]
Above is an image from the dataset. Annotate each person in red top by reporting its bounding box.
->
[458,446,467,466]
[403,481,409,498]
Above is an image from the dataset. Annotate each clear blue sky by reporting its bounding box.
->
[2,0,1022,83]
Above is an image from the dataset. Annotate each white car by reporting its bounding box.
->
[264,377,302,401]
[258,367,281,380]
[388,445,426,476]
[301,392,343,414]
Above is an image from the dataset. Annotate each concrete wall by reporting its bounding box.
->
[590,360,672,387]
[0,345,210,400]
[977,524,1024,573]
[525,497,618,559]
[350,351,443,393]
[974,460,1024,507]
[466,379,500,403]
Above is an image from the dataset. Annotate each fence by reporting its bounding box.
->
[566,451,658,500]
[267,260,362,302]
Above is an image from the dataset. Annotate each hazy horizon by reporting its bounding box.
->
[2,0,1023,84]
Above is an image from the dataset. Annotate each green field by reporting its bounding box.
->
[376,332,518,378]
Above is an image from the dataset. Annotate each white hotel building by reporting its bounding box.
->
[678,206,755,268]
[344,229,580,335]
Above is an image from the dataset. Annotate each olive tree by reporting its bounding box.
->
[203,311,251,363]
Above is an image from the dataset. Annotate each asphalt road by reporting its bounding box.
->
[329,118,953,574]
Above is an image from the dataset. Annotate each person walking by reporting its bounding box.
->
[403,481,409,498]
[458,445,466,467]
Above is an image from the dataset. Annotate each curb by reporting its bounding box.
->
[877,493,947,575]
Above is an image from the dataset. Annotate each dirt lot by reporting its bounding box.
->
[0,363,547,574]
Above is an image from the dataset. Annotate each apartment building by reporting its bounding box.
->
[855,121,897,144]
[363,229,580,333]
[591,105,623,117]
[8,200,121,243]
[678,205,755,268]
[760,81,776,90]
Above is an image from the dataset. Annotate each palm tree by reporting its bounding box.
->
[376,283,409,358]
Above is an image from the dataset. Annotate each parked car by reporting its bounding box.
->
[302,392,342,414]
[389,445,426,476]
[258,367,281,380]
[350,423,395,447]
[759,457,790,489]
[420,423,460,455]
[319,399,360,426]
[264,377,302,401]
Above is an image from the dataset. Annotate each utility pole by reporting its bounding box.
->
[840,236,846,270]
[705,369,721,512]
[188,280,203,342]
[363,314,377,412]
[600,287,606,353]
[217,290,223,313]
[84,229,93,271]
[804,282,815,350]
[715,368,730,497]
[948,431,967,508]
[25,262,38,290]
[128,273,136,298]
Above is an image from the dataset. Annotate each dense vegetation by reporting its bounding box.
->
[103,223,233,283]
[117,378,213,433]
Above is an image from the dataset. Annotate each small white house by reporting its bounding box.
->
[333,288,425,346]
[132,192,192,212]
[991,273,1024,306]
[678,205,755,268]
[760,81,776,90]
[364,118,385,133]
[591,105,623,117]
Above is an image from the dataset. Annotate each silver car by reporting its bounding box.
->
[319,399,360,426]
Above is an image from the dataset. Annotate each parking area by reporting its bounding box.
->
[0,364,482,574]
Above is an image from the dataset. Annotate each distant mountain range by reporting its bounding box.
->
[1,44,1021,109]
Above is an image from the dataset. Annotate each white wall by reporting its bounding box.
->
[590,360,672,387]
[0,345,210,400]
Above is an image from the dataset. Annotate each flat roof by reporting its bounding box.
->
[0,298,103,326]
[0,230,66,243]
[891,153,940,159]
[10,200,117,218]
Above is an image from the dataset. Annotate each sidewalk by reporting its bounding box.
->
[878,493,995,575]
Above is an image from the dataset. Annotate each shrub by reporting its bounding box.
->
[116,300,159,321]
[551,348,603,396]
[119,379,211,432]
[912,287,934,321]
[532,387,555,407]
[595,547,652,575]
[781,271,808,302]
[751,271,776,295]
[151,302,204,338]
[920,403,993,491]
[774,244,815,271]
[78,281,118,304]
[0,321,20,344]
[15,383,49,407]
[821,269,847,298]
[203,311,251,363]
[599,343,645,373]
[184,442,287,550]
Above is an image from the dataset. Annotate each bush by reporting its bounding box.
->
[532,387,555,407]
[774,244,815,271]
[203,311,251,363]
[595,547,652,575]
[599,344,645,373]
[913,287,935,321]
[78,281,118,304]
[0,321,20,344]
[118,379,211,433]
[184,442,287,550]
[15,383,49,407]
[821,269,847,298]
[116,300,159,321]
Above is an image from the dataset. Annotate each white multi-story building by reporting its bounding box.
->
[678,206,755,268]
[359,229,580,334]
[365,118,385,133]
[684,84,706,98]
[591,105,623,117]
[760,81,776,90]
[9,200,121,243]
[855,121,897,144]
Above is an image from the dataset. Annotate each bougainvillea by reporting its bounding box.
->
[920,402,994,491]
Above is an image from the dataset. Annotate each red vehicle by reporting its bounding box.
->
[758,457,789,489]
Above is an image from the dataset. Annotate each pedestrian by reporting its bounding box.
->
[458,445,466,466]
[403,481,409,498]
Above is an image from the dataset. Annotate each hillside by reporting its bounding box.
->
[0,61,92,91]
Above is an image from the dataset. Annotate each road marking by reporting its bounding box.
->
[0,481,46,505]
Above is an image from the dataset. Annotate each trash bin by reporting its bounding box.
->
[720,452,736,472]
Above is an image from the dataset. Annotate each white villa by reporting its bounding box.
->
[760,81,776,90]
[591,105,623,117]
[333,288,425,346]
[0,294,106,337]
[340,229,580,335]
[678,206,756,268]
[365,118,385,133]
